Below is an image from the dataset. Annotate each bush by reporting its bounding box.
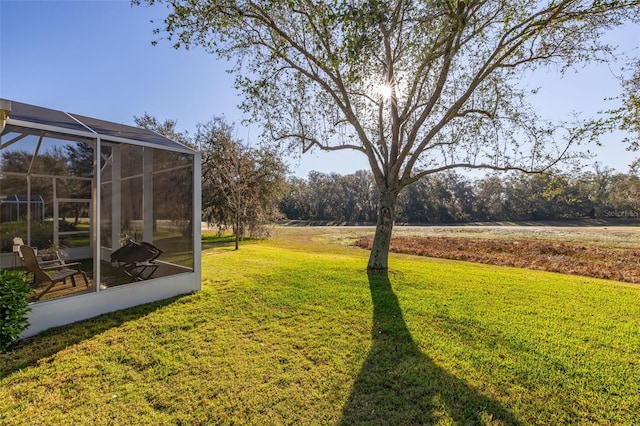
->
[0,269,32,352]
[0,221,52,252]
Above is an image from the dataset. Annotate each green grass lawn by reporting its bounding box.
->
[1,228,639,425]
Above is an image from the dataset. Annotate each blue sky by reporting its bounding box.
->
[1,0,638,177]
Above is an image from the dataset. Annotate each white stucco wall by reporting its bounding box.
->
[23,271,200,338]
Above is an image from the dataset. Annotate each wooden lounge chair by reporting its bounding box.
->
[19,245,89,301]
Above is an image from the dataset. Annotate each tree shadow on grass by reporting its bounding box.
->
[0,294,188,379]
[339,273,522,425]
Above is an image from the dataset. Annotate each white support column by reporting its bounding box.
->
[53,178,58,248]
[26,175,31,244]
[193,151,202,291]
[111,146,121,249]
[93,137,102,292]
[142,147,153,242]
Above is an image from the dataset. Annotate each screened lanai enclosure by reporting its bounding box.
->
[0,99,201,337]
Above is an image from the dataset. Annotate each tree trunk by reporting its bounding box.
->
[367,189,397,273]
[235,210,240,250]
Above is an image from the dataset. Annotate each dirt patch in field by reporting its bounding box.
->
[353,236,640,284]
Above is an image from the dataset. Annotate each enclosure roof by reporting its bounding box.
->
[1,99,194,154]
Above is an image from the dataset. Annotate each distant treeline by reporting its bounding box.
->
[280,167,640,224]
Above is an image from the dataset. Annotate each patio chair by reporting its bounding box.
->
[110,239,163,282]
[12,237,24,267]
[35,246,68,268]
[19,245,89,301]
[13,237,24,251]
[14,237,66,268]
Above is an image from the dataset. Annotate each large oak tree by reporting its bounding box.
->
[136,0,639,272]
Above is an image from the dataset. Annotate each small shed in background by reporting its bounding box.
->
[0,194,45,223]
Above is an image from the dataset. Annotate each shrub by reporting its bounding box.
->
[0,221,55,252]
[0,269,32,352]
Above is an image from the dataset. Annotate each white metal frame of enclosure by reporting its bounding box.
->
[1,99,202,337]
